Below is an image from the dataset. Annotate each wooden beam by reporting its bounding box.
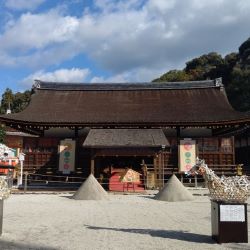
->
[9,124,42,136]
[212,125,247,136]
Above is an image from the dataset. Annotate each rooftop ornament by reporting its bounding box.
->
[189,158,249,203]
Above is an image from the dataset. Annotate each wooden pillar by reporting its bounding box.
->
[40,129,44,137]
[153,156,156,187]
[90,149,95,175]
[176,126,181,140]
[246,133,249,166]
[176,126,181,173]
[219,137,223,166]
[74,127,79,175]
[154,151,165,189]
[74,127,78,138]
[248,132,250,167]
[91,157,95,175]
[232,136,235,165]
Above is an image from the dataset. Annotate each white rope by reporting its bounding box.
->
[0,176,11,200]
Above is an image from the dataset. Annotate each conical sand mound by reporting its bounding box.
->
[72,174,109,200]
[154,174,194,202]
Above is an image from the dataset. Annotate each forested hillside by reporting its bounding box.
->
[153,38,250,111]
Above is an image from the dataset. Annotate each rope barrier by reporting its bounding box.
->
[23,174,204,185]
[26,178,83,184]
[28,173,86,180]
[17,170,208,194]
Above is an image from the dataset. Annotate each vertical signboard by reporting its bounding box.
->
[59,139,75,174]
[179,139,196,172]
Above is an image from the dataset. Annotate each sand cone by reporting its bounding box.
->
[72,174,109,200]
[154,174,194,202]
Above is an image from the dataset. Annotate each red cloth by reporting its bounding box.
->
[109,171,144,192]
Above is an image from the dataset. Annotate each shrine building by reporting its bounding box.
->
[0,78,249,188]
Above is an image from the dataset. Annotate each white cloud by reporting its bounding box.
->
[0,10,79,51]
[91,66,169,83]
[1,0,250,81]
[91,74,128,83]
[21,68,91,87]
[146,0,176,13]
[5,0,45,11]
[94,0,144,13]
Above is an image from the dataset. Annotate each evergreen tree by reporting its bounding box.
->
[153,38,250,111]
[0,89,31,114]
[0,124,5,143]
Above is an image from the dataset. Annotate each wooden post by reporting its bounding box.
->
[162,153,164,189]
[91,158,95,175]
[153,156,158,188]
[74,127,78,138]
[161,145,166,189]
[41,129,44,137]
[246,133,249,167]
[0,199,3,236]
[248,133,250,169]
[177,126,181,174]
[20,159,24,186]
[181,174,183,183]
[158,153,162,189]
[176,126,181,139]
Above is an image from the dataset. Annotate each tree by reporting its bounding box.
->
[153,70,191,82]
[153,37,250,111]
[227,67,250,111]
[0,89,31,114]
[239,38,250,65]
[0,124,5,144]
[12,90,31,113]
[185,52,225,80]
[0,88,14,114]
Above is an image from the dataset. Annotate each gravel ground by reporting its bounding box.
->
[0,192,249,250]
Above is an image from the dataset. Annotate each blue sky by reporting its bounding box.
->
[0,0,249,95]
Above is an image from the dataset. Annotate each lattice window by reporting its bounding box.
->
[220,138,233,153]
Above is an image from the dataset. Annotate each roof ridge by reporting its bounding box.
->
[33,78,223,91]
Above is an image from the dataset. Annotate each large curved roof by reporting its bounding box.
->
[0,79,249,128]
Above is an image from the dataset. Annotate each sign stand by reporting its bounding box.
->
[0,199,3,236]
[18,153,25,186]
[211,201,248,243]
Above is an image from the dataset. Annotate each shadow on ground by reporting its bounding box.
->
[138,195,155,200]
[85,225,215,244]
[0,239,57,250]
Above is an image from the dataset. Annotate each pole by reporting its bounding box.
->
[20,160,23,186]
[0,199,3,236]
[161,145,166,189]
[24,172,28,193]
[162,154,164,189]
[194,174,197,188]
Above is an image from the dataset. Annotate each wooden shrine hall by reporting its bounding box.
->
[0,78,250,189]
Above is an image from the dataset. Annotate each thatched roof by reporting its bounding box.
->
[0,79,249,129]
